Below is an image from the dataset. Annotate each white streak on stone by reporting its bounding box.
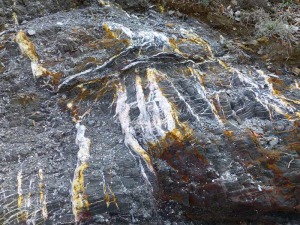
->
[31,62,44,78]
[104,22,134,38]
[258,184,262,192]
[115,83,153,172]
[104,22,169,48]
[135,31,170,48]
[147,69,176,132]
[191,68,224,125]
[75,123,91,164]
[135,76,155,140]
[159,71,201,122]
[235,69,259,89]
[139,159,153,191]
[256,69,295,115]
[17,171,22,196]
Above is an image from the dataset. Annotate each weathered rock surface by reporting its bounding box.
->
[0,1,300,225]
[0,0,90,26]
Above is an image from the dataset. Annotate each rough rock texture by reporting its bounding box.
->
[112,0,149,11]
[0,0,91,27]
[0,1,300,225]
[151,0,300,66]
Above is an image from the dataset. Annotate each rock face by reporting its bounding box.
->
[112,0,149,11]
[0,1,300,225]
[0,0,90,26]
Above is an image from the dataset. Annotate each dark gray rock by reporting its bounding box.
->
[0,1,299,225]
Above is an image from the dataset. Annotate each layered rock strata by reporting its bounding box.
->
[0,1,299,224]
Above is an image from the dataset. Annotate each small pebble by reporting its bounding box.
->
[27,29,36,36]
[168,10,175,16]
[176,11,183,17]
[231,0,238,5]
[269,137,279,147]
[235,10,241,17]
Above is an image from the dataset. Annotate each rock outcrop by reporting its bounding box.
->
[0,1,299,224]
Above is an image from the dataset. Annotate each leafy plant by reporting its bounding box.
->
[282,0,294,5]
[254,10,296,41]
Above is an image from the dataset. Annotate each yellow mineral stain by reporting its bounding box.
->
[102,182,119,209]
[257,36,269,44]
[188,67,224,124]
[31,61,63,82]
[156,0,165,13]
[169,38,183,55]
[12,12,19,25]
[17,171,27,222]
[108,185,119,209]
[72,162,90,223]
[211,94,227,123]
[102,23,131,48]
[16,30,39,62]
[12,0,19,25]
[17,195,23,210]
[67,101,74,109]
[149,125,194,158]
[38,169,48,220]
[236,42,255,53]
[217,59,229,69]
[224,130,234,139]
[189,67,206,90]
[66,102,80,123]
[181,30,213,57]
[98,0,109,6]
[126,133,153,172]
[15,30,62,82]
[115,81,154,172]
[94,78,118,102]
[103,183,110,207]
[17,173,23,211]
[146,68,183,129]
[164,126,193,145]
[169,35,213,59]
[103,23,118,39]
[265,75,300,110]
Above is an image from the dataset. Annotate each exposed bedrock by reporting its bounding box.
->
[0,0,91,27]
[0,1,299,225]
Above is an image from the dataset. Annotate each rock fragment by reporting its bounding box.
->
[27,29,36,36]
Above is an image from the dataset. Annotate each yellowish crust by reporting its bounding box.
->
[16,30,39,62]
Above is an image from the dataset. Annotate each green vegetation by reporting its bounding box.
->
[255,15,296,40]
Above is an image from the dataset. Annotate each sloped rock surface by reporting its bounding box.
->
[0,0,90,25]
[0,1,299,225]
